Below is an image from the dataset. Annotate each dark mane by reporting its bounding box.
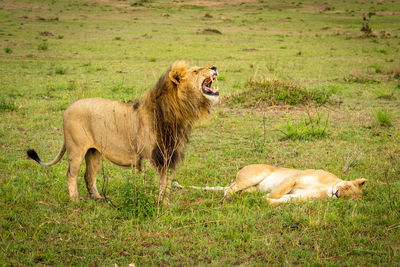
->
[147,68,210,172]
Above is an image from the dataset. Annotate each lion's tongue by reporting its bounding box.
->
[203,77,219,95]
[208,86,219,95]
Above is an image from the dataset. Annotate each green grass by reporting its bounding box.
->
[0,0,399,265]
[279,112,329,140]
[374,109,393,127]
[115,172,158,220]
[0,98,16,112]
[37,42,48,51]
[54,66,67,75]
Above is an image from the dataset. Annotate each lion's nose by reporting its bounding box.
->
[334,190,339,198]
[210,66,218,76]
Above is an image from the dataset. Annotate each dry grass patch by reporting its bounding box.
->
[343,73,380,84]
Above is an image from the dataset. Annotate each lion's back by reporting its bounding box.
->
[64,98,132,119]
[63,98,135,134]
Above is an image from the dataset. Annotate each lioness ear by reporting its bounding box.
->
[169,61,188,86]
[356,178,367,186]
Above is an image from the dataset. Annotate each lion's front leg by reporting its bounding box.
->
[265,190,324,206]
[265,194,295,206]
[157,169,171,211]
[163,178,172,206]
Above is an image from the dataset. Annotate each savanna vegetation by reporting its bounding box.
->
[1,0,399,265]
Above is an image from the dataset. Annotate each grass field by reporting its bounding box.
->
[1,0,400,265]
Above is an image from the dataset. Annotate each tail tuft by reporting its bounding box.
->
[172,180,184,189]
[27,149,41,164]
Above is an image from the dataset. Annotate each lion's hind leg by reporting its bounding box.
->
[266,178,296,199]
[66,148,86,201]
[84,148,104,200]
[222,166,270,201]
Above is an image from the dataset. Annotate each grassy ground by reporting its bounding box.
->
[1,0,400,265]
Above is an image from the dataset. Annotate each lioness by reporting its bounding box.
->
[174,164,366,206]
[27,61,219,205]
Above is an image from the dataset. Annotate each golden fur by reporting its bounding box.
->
[27,61,219,204]
[224,164,366,205]
[174,164,366,206]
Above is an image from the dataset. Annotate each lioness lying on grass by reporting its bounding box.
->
[174,164,366,206]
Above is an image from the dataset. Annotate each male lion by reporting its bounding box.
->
[27,61,219,205]
[173,164,366,206]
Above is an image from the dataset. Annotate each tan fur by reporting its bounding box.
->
[223,164,366,205]
[27,62,219,204]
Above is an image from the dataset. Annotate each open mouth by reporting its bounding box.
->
[202,75,219,96]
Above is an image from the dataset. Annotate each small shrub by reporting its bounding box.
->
[57,35,64,39]
[361,12,375,35]
[0,98,16,112]
[374,66,383,73]
[279,113,329,140]
[114,36,121,40]
[117,177,157,220]
[4,47,12,54]
[227,78,333,107]
[373,88,396,100]
[38,42,48,51]
[54,66,67,75]
[267,64,275,73]
[374,109,393,127]
[149,57,157,62]
[378,49,387,55]
[311,88,335,106]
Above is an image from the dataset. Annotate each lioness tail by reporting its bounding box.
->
[27,141,66,167]
[172,180,227,191]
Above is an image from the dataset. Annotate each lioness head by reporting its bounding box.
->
[168,61,220,105]
[331,178,367,199]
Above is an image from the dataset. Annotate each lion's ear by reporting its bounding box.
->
[356,178,367,186]
[169,61,188,86]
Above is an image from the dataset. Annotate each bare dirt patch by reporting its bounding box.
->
[180,0,259,7]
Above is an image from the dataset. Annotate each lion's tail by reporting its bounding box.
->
[27,140,66,167]
[172,180,227,191]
